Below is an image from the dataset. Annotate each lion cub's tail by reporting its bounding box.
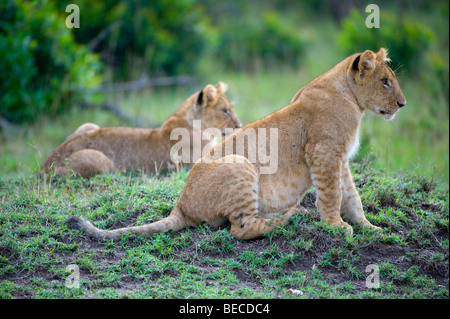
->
[66,204,187,240]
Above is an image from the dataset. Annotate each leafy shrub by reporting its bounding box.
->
[58,0,210,78]
[338,9,435,72]
[55,1,308,76]
[0,0,102,124]
[213,11,308,71]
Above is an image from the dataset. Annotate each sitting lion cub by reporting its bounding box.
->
[67,48,406,239]
[41,82,241,178]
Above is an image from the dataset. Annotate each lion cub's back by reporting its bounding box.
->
[43,127,165,172]
[79,127,166,170]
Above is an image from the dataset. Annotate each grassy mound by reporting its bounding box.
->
[0,162,448,299]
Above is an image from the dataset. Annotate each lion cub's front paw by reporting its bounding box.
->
[342,222,354,236]
[325,220,354,236]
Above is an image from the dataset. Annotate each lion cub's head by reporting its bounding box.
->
[350,48,406,120]
[194,82,242,133]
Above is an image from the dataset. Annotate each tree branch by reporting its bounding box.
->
[81,74,193,94]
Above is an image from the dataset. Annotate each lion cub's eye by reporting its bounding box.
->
[223,108,229,115]
[382,78,391,87]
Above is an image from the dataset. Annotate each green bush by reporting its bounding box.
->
[56,1,308,76]
[337,9,435,72]
[58,0,210,79]
[213,11,308,71]
[0,0,102,124]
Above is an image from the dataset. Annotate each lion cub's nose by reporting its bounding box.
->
[397,101,406,107]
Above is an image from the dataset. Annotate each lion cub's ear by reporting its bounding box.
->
[376,48,391,63]
[215,81,228,95]
[196,84,218,110]
[356,50,376,80]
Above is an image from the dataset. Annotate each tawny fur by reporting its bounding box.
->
[41,82,242,178]
[67,48,406,240]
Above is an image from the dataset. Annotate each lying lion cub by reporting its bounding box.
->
[41,82,241,178]
[67,48,406,239]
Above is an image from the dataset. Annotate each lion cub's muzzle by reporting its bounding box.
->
[221,122,242,136]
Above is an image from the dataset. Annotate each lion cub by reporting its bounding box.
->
[67,48,406,239]
[41,82,241,178]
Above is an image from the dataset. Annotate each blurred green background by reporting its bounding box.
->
[0,0,448,187]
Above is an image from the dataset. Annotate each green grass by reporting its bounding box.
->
[0,163,448,299]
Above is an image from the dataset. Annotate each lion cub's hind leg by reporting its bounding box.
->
[181,155,300,240]
[67,123,116,178]
[212,156,299,240]
[229,206,302,240]
[68,149,115,178]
